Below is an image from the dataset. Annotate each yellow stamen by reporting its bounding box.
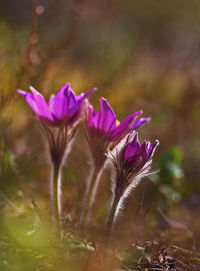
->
[116,120,120,126]
[49,104,52,110]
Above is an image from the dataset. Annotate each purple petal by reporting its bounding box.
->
[66,86,78,114]
[30,87,53,121]
[18,88,53,121]
[18,90,38,114]
[18,89,29,98]
[133,117,151,130]
[51,83,77,121]
[68,96,84,124]
[85,101,99,129]
[139,141,149,163]
[75,87,96,109]
[82,87,97,99]
[110,110,142,140]
[69,88,96,125]
[129,141,149,168]
[123,133,140,160]
[148,140,159,159]
[98,98,117,131]
[72,87,96,108]
[68,86,96,123]
[86,101,95,121]
[91,111,99,129]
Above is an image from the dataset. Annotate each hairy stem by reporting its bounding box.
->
[79,164,95,225]
[85,167,104,224]
[80,166,104,225]
[105,194,120,243]
[50,163,62,222]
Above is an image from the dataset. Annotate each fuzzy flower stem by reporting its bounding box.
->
[105,194,120,242]
[85,166,104,224]
[79,164,95,225]
[51,162,62,223]
[80,165,104,225]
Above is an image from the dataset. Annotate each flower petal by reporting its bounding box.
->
[98,98,117,131]
[29,87,53,120]
[18,88,53,122]
[50,83,77,121]
[129,141,149,169]
[17,90,38,114]
[148,140,159,159]
[111,110,142,140]
[82,87,97,99]
[85,101,95,126]
[133,117,151,130]
[123,133,140,160]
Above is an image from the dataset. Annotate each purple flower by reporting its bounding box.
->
[18,83,95,166]
[17,83,95,222]
[18,83,95,126]
[105,133,158,237]
[108,133,159,198]
[84,98,150,168]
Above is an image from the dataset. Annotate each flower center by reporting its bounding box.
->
[116,120,120,126]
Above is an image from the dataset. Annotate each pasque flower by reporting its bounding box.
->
[18,83,94,127]
[80,98,150,225]
[18,83,95,222]
[106,132,159,238]
[18,83,95,165]
[85,98,150,169]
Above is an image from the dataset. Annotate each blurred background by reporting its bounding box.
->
[0,0,200,269]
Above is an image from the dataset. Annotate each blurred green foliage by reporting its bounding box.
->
[0,142,17,197]
[152,146,184,202]
[0,202,96,271]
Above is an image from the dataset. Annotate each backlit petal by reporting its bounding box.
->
[133,117,151,130]
[111,110,142,140]
[123,133,140,160]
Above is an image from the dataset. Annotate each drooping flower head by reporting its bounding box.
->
[108,132,159,200]
[84,98,150,168]
[18,83,94,126]
[18,83,95,166]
